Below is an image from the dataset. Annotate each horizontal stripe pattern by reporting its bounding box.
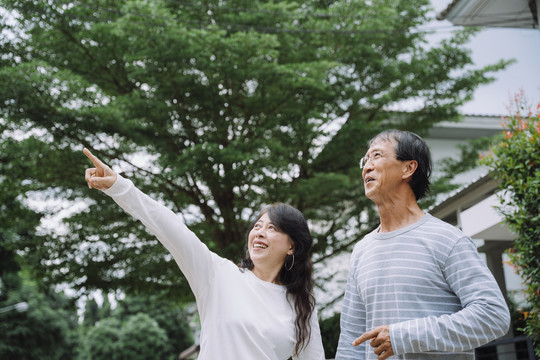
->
[336,214,510,360]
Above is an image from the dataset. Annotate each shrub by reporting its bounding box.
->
[481,91,539,356]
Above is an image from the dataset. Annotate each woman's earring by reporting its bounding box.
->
[285,254,295,271]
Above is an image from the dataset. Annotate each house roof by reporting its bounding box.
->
[437,0,460,21]
[429,172,500,224]
[428,114,504,140]
[437,0,538,29]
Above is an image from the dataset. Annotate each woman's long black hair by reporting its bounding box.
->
[238,203,315,355]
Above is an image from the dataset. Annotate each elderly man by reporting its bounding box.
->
[336,130,510,360]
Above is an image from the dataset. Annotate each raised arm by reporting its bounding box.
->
[83,148,216,299]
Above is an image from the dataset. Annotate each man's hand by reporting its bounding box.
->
[83,148,117,190]
[352,325,394,360]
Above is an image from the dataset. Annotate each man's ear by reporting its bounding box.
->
[402,160,418,181]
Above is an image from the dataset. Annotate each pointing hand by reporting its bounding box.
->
[353,325,394,360]
[83,148,117,190]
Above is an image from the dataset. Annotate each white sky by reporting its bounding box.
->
[430,0,540,115]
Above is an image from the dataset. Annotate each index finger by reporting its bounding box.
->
[83,148,105,168]
[352,329,378,346]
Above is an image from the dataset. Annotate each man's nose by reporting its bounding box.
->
[363,161,374,176]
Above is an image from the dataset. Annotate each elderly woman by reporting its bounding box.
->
[83,148,325,360]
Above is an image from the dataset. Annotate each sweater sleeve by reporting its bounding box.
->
[102,175,216,300]
[389,236,510,355]
[335,249,367,360]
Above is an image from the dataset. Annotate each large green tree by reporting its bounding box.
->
[0,0,510,304]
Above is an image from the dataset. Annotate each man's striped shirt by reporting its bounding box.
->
[336,213,510,359]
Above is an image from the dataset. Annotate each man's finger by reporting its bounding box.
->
[376,345,394,360]
[374,343,390,356]
[352,329,377,346]
[83,148,104,168]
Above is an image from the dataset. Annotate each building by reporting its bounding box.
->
[437,0,539,30]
